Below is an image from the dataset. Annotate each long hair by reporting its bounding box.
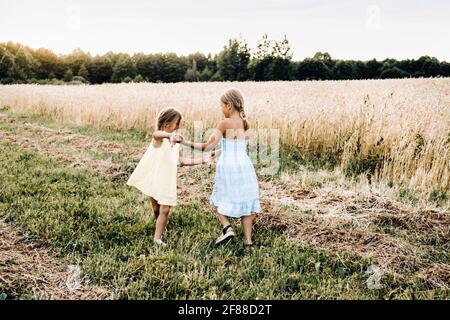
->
[155,107,182,130]
[221,88,249,130]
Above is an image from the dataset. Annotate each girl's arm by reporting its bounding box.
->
[180,120,227,151]
[153,130,183,146]
[179,156,208,166]
[152,130,172,140]
[179,150,209,167]
[212,149,222,158]
[179,149,221,167]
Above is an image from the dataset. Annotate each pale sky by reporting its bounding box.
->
[1,0,449,61]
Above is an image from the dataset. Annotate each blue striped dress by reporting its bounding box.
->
[209,139,261,218]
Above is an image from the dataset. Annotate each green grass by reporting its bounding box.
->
[429,188,449,207]
[4,111,150,148]
[3,140,444,299]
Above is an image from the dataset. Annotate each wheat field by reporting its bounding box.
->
[0,78,449,194]
[1,78,450,299]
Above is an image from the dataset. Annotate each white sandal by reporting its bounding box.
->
[154,239,167,247]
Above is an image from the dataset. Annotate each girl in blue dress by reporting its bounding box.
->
[181,88,261,246]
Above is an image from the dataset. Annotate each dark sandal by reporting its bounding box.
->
[215,224,235,245]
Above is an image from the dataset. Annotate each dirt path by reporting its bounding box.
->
[0,113,448,292]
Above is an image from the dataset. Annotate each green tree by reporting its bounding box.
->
[134,53,162,82]
[440,62,450,77]
[199,66,213,81]
[210,71,222,82]
[266,58,294,80]
[133,74,145,83]
[63,68,73,82]
[297,58,331,80]
[72,75,88,84]
[159,53,188,83]
[422,57,441,77]
[187,53,208,71]
[32,47,63,79]
[205,53,217,75]
[380,67,409,79]
[0,46,16,84]
[77,63,89,81]
[254,33,272,60]
[354,61,367,79]
[313,52,332,62]
[272,35,293,60]
[249,34,275,81]
[111,56,136,83]
[64,48,92,77]
[333,61,357,80]
[248,57,272,81]
[184,59,201,82]
[249,34,294,81]
[267,35,294,80]
[365,59,383,79]
[5,44,38,82]
[216,38,250,81]
[88,55,114,84]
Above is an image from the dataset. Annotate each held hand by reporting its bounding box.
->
[174,134,184,143]
[211,149,222,160]
[169,133,183,146]
[169,132,176,146]
[202,152,213,164]
[180,139,192,148]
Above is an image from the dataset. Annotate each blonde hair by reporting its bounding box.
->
[155,107,182,130]
[221,88,249,130]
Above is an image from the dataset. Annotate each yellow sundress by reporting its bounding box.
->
[126,138,179,206]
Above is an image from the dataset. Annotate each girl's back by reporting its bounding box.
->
[222,117,251,140]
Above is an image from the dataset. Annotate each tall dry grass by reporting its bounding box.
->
[0,78,449,194]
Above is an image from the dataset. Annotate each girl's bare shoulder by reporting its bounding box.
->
[222,117,247,129]
[217,119,233,131]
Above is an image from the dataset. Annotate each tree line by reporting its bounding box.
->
[1,35,449,85]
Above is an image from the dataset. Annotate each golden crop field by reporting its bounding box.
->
[0,78,449,194]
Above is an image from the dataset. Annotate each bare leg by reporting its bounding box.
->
[214,212,235,244]
[154,205,171,241]
[151,198,160,221]
[217,213,231,228]
[242,214,255,245]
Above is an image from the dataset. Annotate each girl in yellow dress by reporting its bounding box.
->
[127,108,216,247]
